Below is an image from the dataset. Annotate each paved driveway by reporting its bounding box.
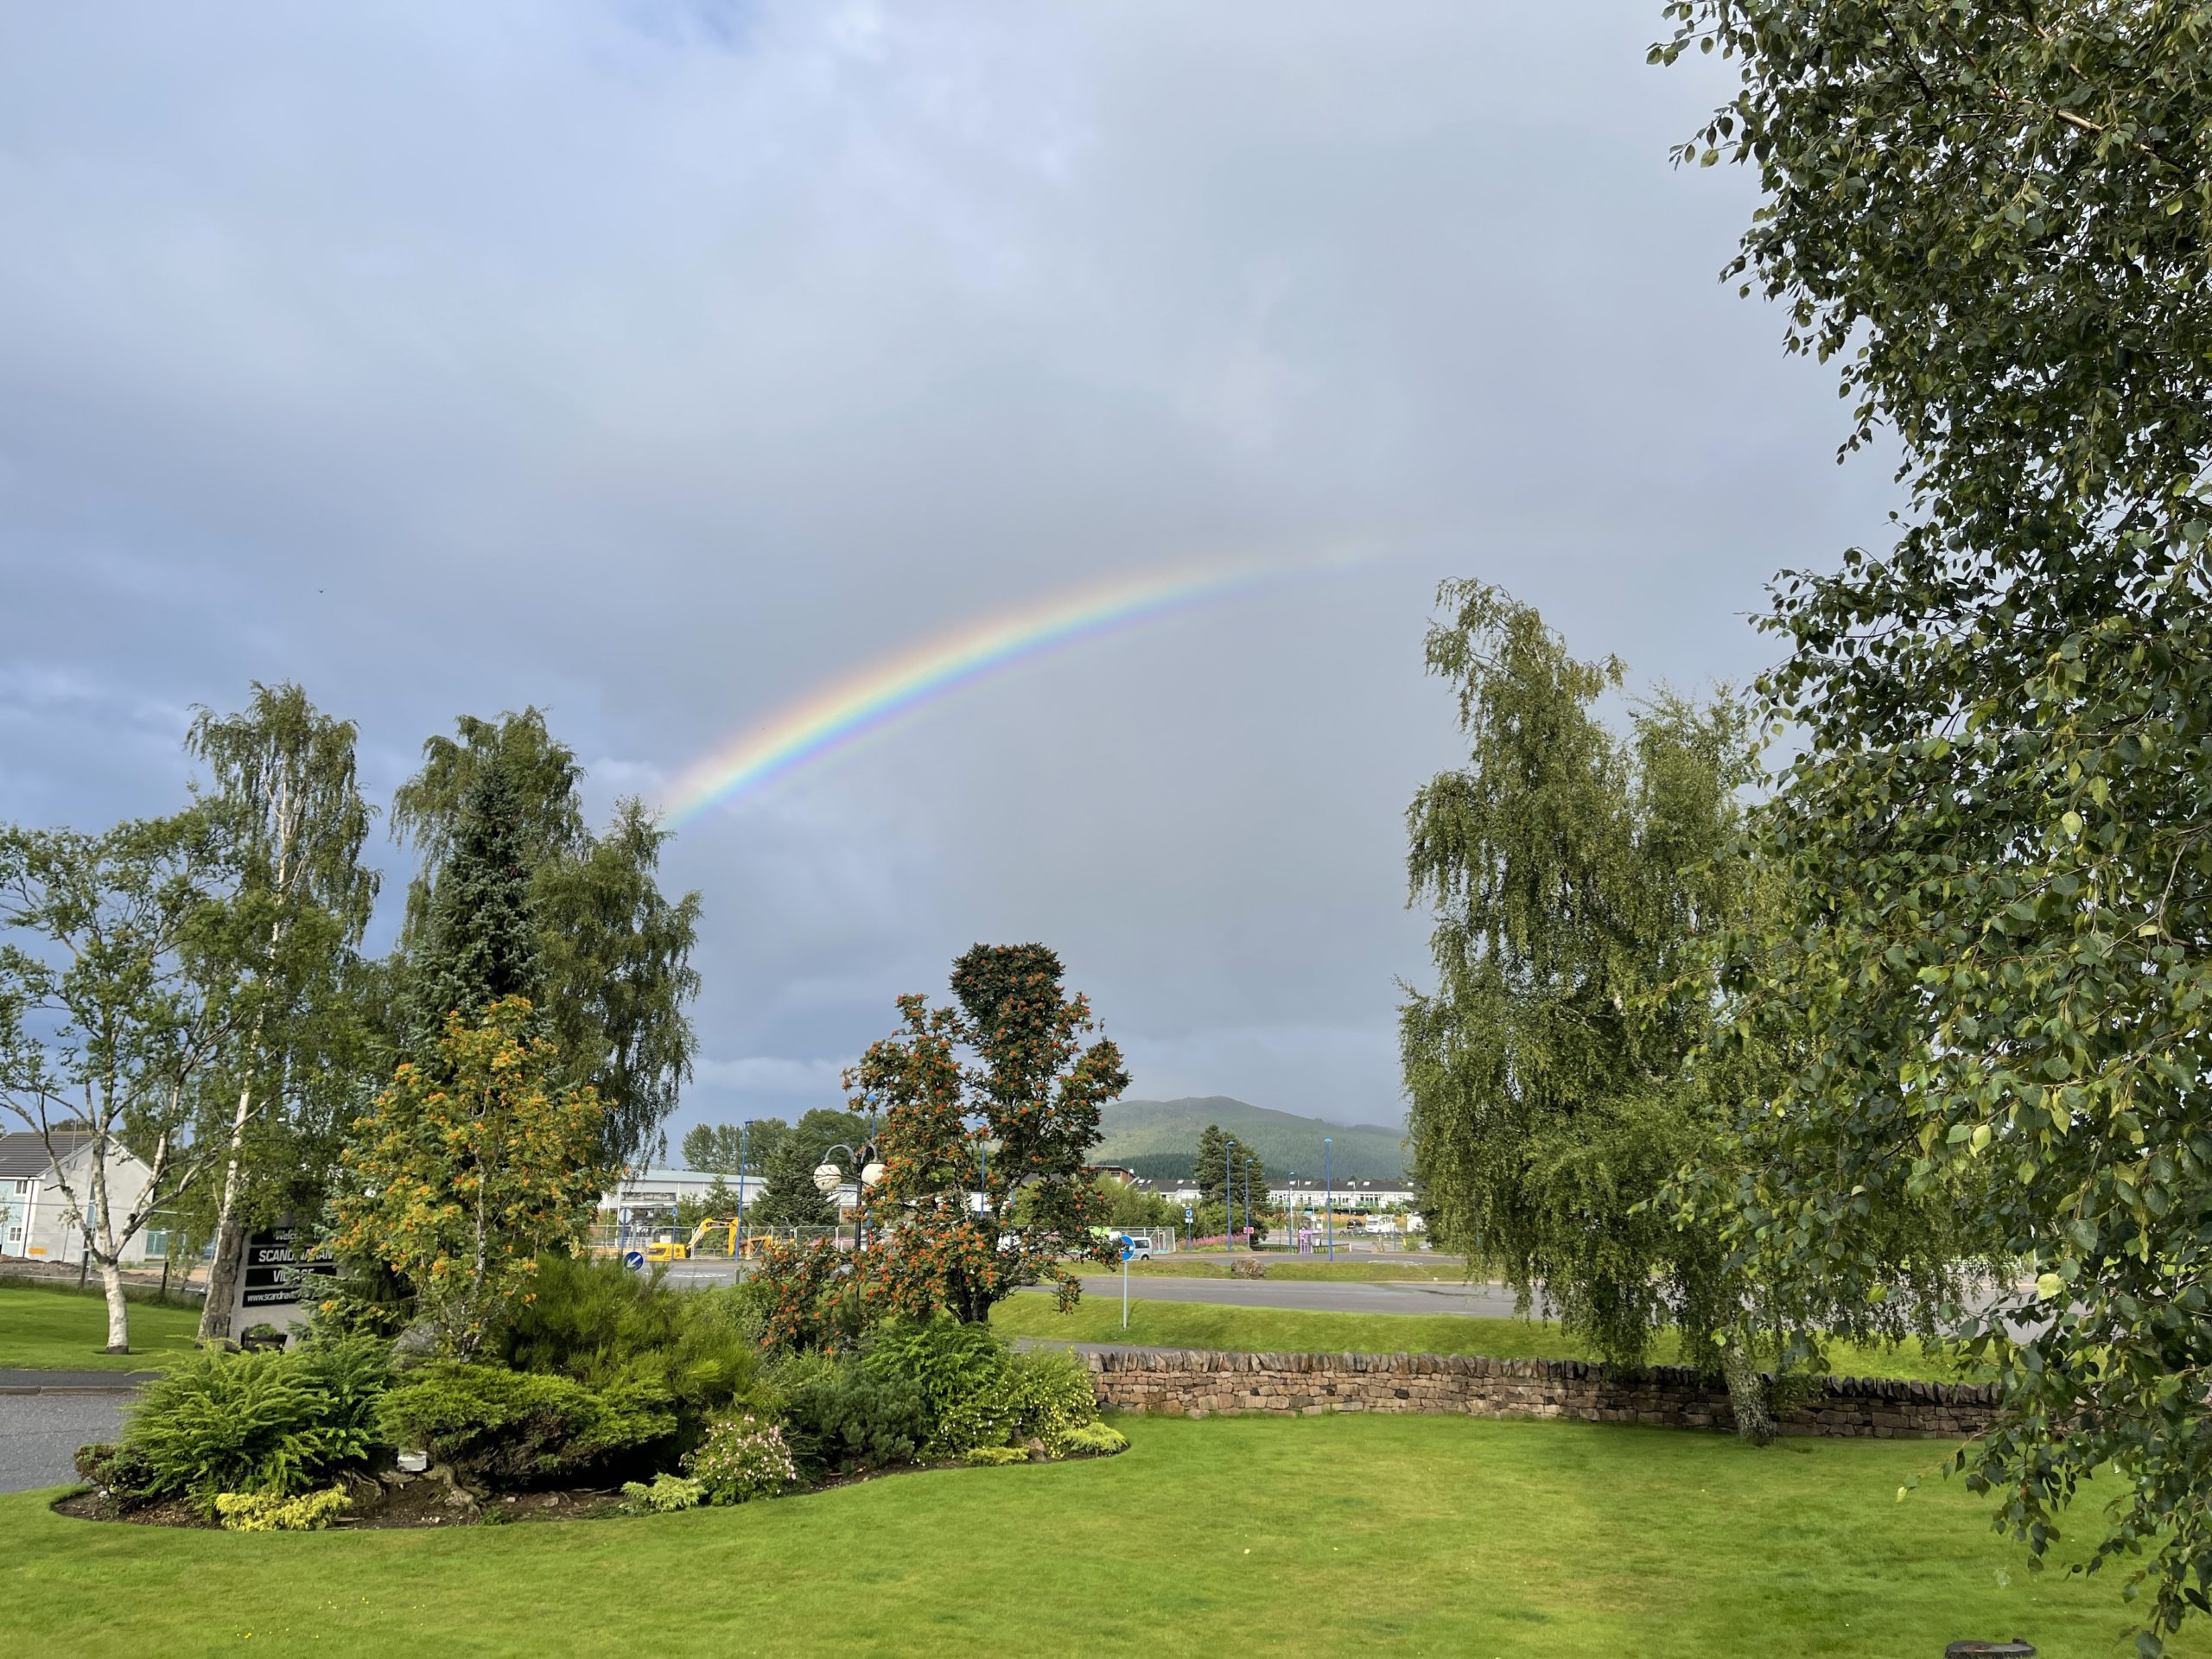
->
[0,1393,128,1493]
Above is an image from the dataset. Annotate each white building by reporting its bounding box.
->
[1268,1178,1419,1210]
[598,1166,768,1220]
[0,1131,167,1265]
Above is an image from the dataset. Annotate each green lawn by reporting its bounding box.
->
[0,1284,202,1370]
[8,1413,2193,1657]
[995,1294,1974,1383]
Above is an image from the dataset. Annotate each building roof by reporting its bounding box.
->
[0,1131,90,1180]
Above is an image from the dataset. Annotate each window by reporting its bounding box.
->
[10,1179,24,1195]
[143,1230,169,1258]
[6,1225,19,1241]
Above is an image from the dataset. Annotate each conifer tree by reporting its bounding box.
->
[402,752,542,1052]
[391,710,699,1165]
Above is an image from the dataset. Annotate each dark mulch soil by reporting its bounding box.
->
[54,1467,625,1531]
[52,1441,1106,1532]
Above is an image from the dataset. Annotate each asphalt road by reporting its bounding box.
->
[665,1257,1538,1318]
[1057,1274,1538,1318]
[0,1393,126,1493]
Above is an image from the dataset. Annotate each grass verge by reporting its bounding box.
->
[993,1294,1974,1383]
[6,1413,2190,1657]
[0,1283,202,1371]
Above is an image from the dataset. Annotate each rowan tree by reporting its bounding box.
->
[760,944,1128,1337]
[327,996,606,1357]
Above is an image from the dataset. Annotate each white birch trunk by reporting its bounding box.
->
[198,765,297,1344]
[98,1257,130,1353]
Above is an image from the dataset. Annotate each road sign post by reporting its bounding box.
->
[1122,1238,1132,1331]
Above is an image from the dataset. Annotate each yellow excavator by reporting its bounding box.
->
[643,1217,743,1263]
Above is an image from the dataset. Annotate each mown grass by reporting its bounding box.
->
[994,1294,1977,1383]
[9,1412,2191,1657]
[0,1283,202,1370]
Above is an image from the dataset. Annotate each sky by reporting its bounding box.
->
[0,3,1900,1141]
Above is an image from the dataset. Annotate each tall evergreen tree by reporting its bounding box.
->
[391,710,701,1164]
[747,1125,839,1228]
[1194,1122,1265,1225]
[402,751,541,1051]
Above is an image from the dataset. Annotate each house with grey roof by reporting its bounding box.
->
[0,1130,167,1266]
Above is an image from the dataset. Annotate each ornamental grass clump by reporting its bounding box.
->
[682,1414,796,1504]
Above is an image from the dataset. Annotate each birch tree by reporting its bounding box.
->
[0,816,245,1351]
[188,683,378,1342]
[1659,3,2212,1637]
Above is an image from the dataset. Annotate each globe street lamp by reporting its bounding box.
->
[813,1141,883,1254]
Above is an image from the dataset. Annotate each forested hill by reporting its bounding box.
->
[1091,1096,1407,1183]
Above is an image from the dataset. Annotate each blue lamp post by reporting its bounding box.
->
[1224,1137,1236,1254]
[1324,1136,1333,1262]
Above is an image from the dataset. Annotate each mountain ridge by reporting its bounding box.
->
[1092,1095,1407,1183]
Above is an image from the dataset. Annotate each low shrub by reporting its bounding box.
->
[72,1441,161,1510]
[862,1319,1108,1459]
[213,1486,352,1532]
[375,1362,677,1490]
[1050,1421,1128,1459]
[773,1351,930,1475]
[1008,1347,1099,1448]
[620,1472,706,1514]
[682,1414,797,1503]
[493,1255,777,1448]
[121,1338,390,1514]
[863,1317,1022,1457]
[961,1444,1031,1466]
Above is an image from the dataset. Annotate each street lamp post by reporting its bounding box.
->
[1324,1137,1333,1262]
[814,1141,882,1254]
[735,1121,749,1262]
[1224,1137,1236,1255]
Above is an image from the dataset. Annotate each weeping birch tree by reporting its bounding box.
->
[1400,581,1791,1432]
[188,683,378,1342]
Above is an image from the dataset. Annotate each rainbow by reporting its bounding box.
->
[663,557,1311,822]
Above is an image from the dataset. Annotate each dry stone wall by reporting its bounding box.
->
[1085,1350,1998,1440]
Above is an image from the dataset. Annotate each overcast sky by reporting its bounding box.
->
[0,3,1897,1140]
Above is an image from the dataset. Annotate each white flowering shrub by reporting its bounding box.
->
[682,1414,798,1504]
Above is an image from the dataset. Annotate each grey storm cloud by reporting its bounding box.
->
[0,2,1899,1136]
